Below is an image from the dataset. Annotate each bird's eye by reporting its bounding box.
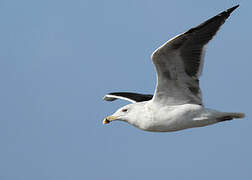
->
[122,109,128,112]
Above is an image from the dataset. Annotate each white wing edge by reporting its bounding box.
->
[103,94,136,103]
[196,45,206,77]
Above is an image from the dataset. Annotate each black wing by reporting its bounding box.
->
[103,92,153,103]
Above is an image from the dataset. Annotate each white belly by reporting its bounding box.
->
[144,104,217,132]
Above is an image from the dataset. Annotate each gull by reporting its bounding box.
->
[103,5,245,132]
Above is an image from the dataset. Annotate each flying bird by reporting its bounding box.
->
[103,5,245,132]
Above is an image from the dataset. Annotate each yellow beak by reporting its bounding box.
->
[103,116,118,124]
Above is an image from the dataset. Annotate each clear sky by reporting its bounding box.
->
[0,0,251,179]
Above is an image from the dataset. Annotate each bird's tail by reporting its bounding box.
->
[216,112,245,122]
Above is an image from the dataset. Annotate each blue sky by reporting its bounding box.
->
[0,0,251,179]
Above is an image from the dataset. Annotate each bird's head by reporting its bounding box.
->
[103,104,133,124]
[103,102,148,126]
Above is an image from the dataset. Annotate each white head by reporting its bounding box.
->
[103,102,148,128]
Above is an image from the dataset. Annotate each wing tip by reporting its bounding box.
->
[222,5,239,17]
[103,94,116,101]
[227,5,239,13]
